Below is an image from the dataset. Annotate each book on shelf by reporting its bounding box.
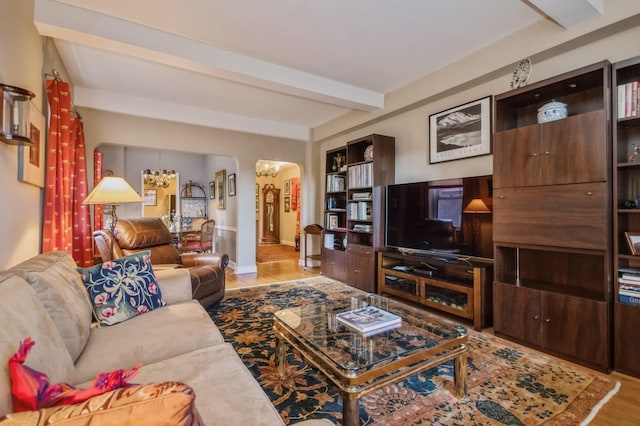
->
[619,294,640,306]
[618,81,640,119]
[619,287,640,297]
[336,306,402,334]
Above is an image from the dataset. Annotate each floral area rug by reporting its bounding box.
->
[207,277,619,425]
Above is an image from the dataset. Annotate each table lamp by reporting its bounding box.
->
[84,176,143,258]
[463,198,491,254]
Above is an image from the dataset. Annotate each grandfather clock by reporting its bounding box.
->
[261,184,280,244]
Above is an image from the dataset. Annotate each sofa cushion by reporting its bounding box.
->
[72,300,224,384]
[0,382,203,426]
[78,251,166,326]
[92,344,286,426]
[8,252,92,362]
[0,274,75,418]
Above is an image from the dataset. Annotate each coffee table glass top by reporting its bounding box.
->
[273,294,467,376]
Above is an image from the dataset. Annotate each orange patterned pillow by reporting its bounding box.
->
[0,382,203,426]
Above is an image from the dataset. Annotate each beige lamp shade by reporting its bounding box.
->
[84,176,143,205]
[463,198,491,213]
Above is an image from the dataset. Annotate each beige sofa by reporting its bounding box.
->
[0,252,330,425]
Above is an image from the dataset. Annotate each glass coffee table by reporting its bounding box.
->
[273,294,469,426]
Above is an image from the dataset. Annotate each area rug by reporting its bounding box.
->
[207,277,619,425]
[256,244,300,263]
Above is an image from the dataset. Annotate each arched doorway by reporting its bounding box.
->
[255,160,301,263]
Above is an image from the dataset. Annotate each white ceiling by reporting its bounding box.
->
[33,0,603,141]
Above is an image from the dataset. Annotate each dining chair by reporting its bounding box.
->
[179,219,215,253]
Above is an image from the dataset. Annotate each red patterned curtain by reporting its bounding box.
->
[93,151,104,238]
[42,79,93,267]
[291,177,301,236]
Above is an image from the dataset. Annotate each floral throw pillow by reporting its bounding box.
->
[78,251,165,326]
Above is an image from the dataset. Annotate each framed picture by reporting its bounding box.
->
[256,183,260,212]
[143,189,157,206]
[17,102,46,187]
[228,173,236,196]
[209,181,215,199]
[429,96,492,164]
[215,169,226,209]
[284,196,290,212]
[626,232,640,255]
[284,179,291,196]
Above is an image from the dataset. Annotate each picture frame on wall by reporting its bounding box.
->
[143,189,157,206]
[284,179,291,196]
[625,232,640,255]
[215,169,226,209]
[209,181,215,199]
[255,183,259,212]
[17,102,46,188]
[429,96,492,164]
[228,173,236,196]
[284,196,290,212]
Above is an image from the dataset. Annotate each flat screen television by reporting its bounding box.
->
[385,175,493,260]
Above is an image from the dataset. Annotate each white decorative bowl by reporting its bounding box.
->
[537,100,568,124]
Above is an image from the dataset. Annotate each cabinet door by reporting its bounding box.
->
[322,249,346,282]
[346,247,375,292]
[493,283,543,346]
[543,293,609,369]
[615,302,640,376]
[542,110,606,185]
[493,182,607,250]
[493,125,542,188]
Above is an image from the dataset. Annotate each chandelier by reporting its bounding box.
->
[256,163,279,177]
[143,169,176,188]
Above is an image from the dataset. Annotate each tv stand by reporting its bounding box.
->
[377,250,493,331]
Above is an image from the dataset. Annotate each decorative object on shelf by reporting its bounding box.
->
[333,153,344,171]
[284,196,291,212]
[0,83,35,145]
[625,232,640,256]
[142,169,176,188]
[256,162,279,177]
[215,170,226,209]
[429,96,492,164]
[83,177,144,258]
[629,144,640,162]
[284,179,291,196]
[363,144,373,161]
[537,100,568,123]
[17,101,45,187]
[209,181,215,199]
[510,58,532,89]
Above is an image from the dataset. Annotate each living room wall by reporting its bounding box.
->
[311,6,640,229]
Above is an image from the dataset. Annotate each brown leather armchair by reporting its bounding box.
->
[93,217,229,308]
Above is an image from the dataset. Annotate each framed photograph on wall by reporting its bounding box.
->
[429,96,492,164]
[228,173,236,196]
[626,232,640,255]
[17,102,46,187]
[284,196,290,212]
[209,181,215,199]
[215,169,226,209]
[143,189,157,206]
[284,179,291,196]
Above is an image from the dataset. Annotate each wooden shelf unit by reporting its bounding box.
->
[613,55,640,378]
[322,134,395,292]
[377,250,493,331]
[492,61,613,372]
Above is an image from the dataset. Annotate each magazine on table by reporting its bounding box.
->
[336,306,402,334]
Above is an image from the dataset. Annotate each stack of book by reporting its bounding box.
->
[619,268,640,306]
[336,306,402,336]
[618,81,640,119]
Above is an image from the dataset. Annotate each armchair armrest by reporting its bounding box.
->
[0,382,202,426]
[155,268,193,305]
[180,252,229,269]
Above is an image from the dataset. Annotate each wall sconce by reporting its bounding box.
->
[1,84,35,145]
[256,163,279,177]
[143,169,176,188]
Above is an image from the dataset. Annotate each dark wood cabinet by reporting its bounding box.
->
[492,61,612,372]
[612,55,640,377]
[322,134,395,291]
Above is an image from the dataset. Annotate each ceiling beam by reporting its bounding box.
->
[34,0,384,112]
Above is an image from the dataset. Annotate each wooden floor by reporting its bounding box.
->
[225,257,640,425]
